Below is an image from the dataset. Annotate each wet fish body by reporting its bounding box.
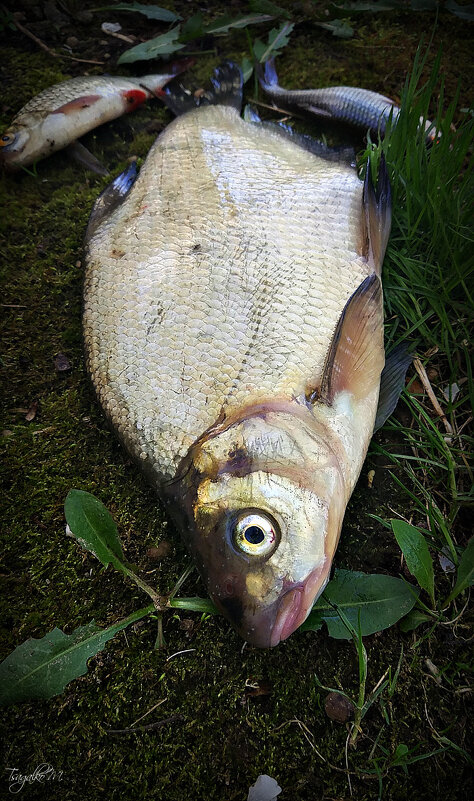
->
[84,64,392,647]
[260,59,435,139]
[0,66,189,171]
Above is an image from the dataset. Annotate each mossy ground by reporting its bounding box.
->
[1,2,472,799]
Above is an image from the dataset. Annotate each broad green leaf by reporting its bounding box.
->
[117,27,184,64]
[0,605,153,706]
[301,569,419,639]
[253,21,294,63]
[445,1,474,21]
[445,536,474,602]
[102,3,181,21]
[330,1,401,11]
[202,12,274,36]
[391,519,435,604]
[180,12,204,41]
[316,18,354,38]
[65,489,126,573]
[399,609,433,632]
[249,0,292,18]
[169,596,219,613]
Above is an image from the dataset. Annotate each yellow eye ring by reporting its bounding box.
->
[231,510,280,558]
[0,132,16,148]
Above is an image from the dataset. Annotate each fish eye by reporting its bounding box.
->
[231,510,280,558]
[0,132,16,148]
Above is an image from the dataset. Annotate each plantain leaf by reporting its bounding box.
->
[315,18,354,38]
[301,569,419,639]
[391,519,435,605]
[0,606,153,706]
[65,489,127,573]
[249,0,291,18]
[102,3,181,21]
[399,609,433,632]
[445,536,474,602]
[118,27,184,64]
[253,21,294,63]
[202,12,274,36]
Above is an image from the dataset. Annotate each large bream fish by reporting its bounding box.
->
[84,64,402,647]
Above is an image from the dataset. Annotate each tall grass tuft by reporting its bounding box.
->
[363,46,473,555]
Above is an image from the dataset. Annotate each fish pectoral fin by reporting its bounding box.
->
[66,141,109,176]
[361,153,392,274]
[317,274,385,405]
[374,344,413,431]
[306,104,333,119]
[85,162,138,242]
[51,94,102,114]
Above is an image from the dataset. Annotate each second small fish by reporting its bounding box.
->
[260,59,437,140]
[0,62,191,173]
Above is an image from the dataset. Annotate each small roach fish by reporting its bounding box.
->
[84,63,409,647]
[0,63,191,173]
[260,59,437,140]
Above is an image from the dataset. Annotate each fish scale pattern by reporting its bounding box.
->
[84,105,372,481]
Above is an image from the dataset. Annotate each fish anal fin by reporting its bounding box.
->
[85,162,137,243]
[306,104,333,119]
[361,153,391,274]
[318,274,384,406]
[374,344,413,430]
[52,94,102,114]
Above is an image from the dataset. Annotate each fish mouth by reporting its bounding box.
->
[269,562,328,647]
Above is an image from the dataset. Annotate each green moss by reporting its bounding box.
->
[0,4,472,800]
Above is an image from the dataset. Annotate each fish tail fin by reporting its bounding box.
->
[263,58,279,87]
[158,61,243,116]
[255,58,279,93]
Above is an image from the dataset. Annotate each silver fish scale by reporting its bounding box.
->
[14,76,149,118]
[84,105,372,481]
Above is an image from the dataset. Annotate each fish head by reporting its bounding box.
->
[0,125,31,169]
[173,403,347,647]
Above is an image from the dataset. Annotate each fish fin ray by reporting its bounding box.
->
[361,153,391,273]
[51,94,101,114]
[243,104,262,123]
[159,61,242,117]
[85,162,137,242]
[66,141,109,176]
[318,274,384,405]
[374,344,413,430]
[261,121,355,164]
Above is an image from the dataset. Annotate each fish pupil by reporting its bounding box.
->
[244,525,265,545]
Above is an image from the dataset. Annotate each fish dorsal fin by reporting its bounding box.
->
[361,154,392,274]
[85,162,137,242]
[316,274,384,406]
[374,344,413,430]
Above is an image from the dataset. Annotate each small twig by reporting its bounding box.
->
[107,714,182,734]
[104,30,135,44]
[413,357,453,436]
[11,15,104,65]
[1,304,27,308]
[129,698,167,729]
[249,97,306,119]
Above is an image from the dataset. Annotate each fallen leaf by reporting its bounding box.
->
[247,774,282,801]
[244,678,273,698]
[146,542,171,560]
